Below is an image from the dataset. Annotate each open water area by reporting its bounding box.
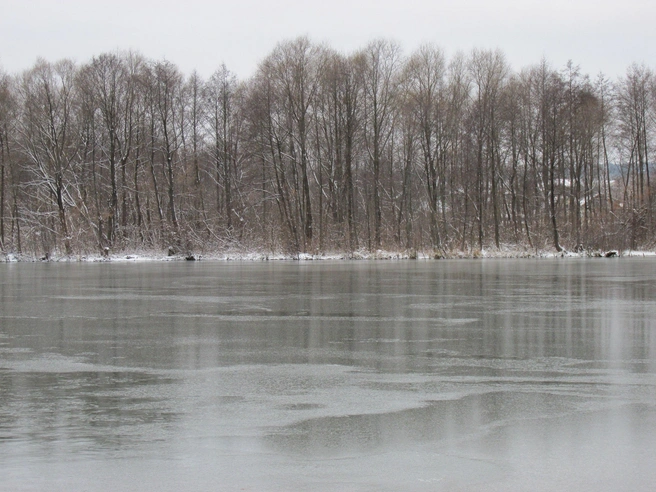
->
[1,258,655,491]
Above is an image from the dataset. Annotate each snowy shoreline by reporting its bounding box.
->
[2,248,655,263]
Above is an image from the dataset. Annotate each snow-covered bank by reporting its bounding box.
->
[3,247,655,263]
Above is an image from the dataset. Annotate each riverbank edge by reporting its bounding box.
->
[2,247,655,263]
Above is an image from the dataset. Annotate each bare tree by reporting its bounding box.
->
[0,69,11,251]
[79,52,141,246]
[358,39,402,249]
[249,37,326,252]
[207,64,239,232]
[152,60,183,234]
[403,44,447,250]
[616,64,653,246]
[184,70,207,229]
[17,59,81,255]
[468,49,508,249]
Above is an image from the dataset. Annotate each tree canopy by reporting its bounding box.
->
[0,39,654,257]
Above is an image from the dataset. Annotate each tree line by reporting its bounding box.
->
[0,37,654,257]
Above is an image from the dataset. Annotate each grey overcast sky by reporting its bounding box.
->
[0,0,653,79]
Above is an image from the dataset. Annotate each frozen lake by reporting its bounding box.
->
[1,259,655,491]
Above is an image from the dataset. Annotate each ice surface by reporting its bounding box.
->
[1,259,655,490]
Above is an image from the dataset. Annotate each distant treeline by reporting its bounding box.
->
[0,38,654,257]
